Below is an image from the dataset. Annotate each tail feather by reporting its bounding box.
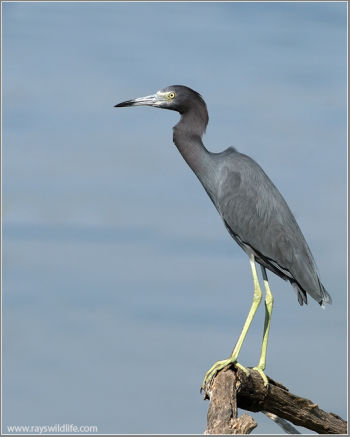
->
[291,280,331,307]
[319,281,332,306]
[292,282,308,306]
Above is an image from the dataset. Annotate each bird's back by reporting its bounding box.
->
[209,147,331,306]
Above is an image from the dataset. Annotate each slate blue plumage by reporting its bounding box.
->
[115,84,331,391]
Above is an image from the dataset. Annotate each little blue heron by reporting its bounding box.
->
[114,85,331,393]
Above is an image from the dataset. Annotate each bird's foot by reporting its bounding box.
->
[234,362,250,376]
[200,357,250,397]
[252,366,269,386]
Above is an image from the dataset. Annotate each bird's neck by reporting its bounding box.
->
[172,110,214,186]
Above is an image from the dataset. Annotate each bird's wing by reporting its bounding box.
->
[215,151,328,304]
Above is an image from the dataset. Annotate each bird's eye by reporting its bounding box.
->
[168,92,175,99]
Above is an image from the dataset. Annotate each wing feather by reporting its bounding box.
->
[214,150,329,305]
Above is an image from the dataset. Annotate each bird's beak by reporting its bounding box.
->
[114,93,160,108]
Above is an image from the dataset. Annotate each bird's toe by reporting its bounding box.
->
[200,357,250,397]
[234,362,250,376]
[201,358,233,395]
[252,366,269,386]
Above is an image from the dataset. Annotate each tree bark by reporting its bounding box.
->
[205,369,257,434]
[204,366,347,434]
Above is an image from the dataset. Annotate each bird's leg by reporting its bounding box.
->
[201,254,262,393]
[253,266,274,386]
[229,255,263,360]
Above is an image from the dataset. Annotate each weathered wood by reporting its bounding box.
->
[204,366,347,434]
[205,370,257,434]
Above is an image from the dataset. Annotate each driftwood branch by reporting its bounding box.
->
[205,369,257,434]
[204,366,347,434]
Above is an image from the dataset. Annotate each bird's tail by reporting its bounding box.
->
[318,281,332,308]
[292,282,308,306]
[292,280,332,307]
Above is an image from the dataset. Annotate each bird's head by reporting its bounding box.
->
[114,85,206,115]
[115,85,209,135]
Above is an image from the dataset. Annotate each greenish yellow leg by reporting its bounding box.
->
[253,266,274,386]
[201,254,262,393]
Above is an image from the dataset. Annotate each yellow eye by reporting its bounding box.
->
[168,92,175,99]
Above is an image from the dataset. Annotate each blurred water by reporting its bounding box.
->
[2,2,347,433]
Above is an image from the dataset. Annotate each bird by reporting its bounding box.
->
[114,85,331,394]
